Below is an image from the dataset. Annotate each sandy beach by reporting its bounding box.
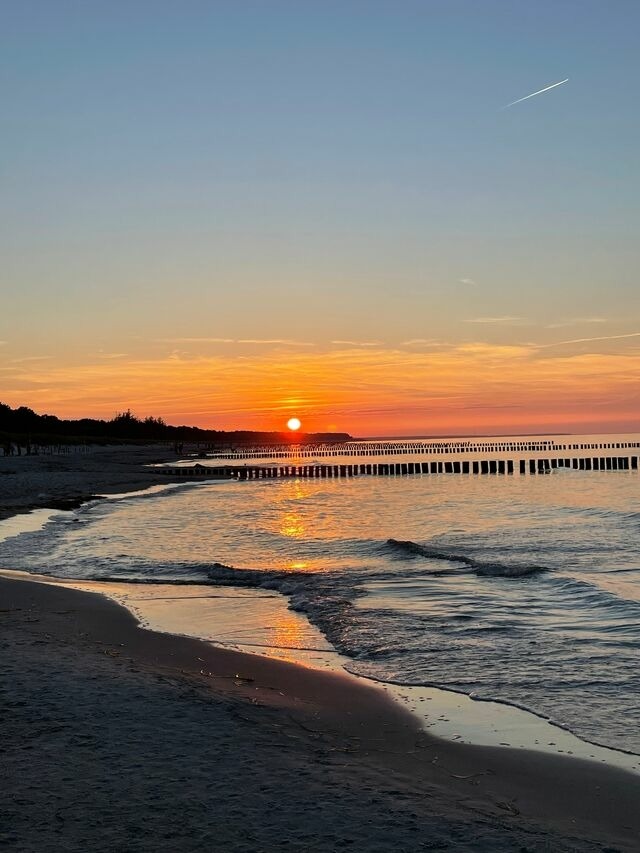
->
[2,573,640,852]
[2,451,640,851]
[0,445,184,520]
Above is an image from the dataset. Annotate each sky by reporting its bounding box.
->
[2,0,639,436]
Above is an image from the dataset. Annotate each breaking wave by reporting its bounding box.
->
[385,538,549,577]
[2,461,640,754]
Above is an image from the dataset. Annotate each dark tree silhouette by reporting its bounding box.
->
[0,402,351,451]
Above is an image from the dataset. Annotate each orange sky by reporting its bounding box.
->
[2,338,639,436]
[3,5,640,439]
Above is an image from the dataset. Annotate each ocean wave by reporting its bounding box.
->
[385,539,549,578]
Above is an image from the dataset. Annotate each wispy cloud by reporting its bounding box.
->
[400,339,449,348]
[540,331,640,348]
[331,340,383,347]
[159,337,314,347]
[462,404,524,410]
[545,318,607,330]
[237,339,315,347]
[465,316,526,325]
[159,337,238,344]
[458,278,477,286]
[5,340,640,434]
[95,353,129,359]
[9,355,53,364]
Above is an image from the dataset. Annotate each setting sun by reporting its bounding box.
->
[287,417,301,431]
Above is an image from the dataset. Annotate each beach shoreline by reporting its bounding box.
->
[2,573,640,851]
[2,451,640,849]
[0,444,185,521]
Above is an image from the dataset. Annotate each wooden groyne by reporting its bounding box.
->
[198,438,640,461]
[164,456,639,480]
[519,456,638,474]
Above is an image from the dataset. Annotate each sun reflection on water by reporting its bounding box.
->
[280,510,305,538]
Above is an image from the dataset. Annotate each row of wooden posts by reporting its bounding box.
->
[166,456,639,480]
[204,439,640,461]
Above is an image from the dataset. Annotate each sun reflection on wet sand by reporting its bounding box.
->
[266,611,310,664]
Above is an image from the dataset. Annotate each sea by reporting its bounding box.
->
[2,432,639,757]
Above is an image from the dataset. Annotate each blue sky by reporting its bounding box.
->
[2,1,639,433]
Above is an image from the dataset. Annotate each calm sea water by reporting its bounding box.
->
[2,433,639,755]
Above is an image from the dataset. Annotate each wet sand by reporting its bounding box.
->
[2,574,640,852]
[0,445,184,520]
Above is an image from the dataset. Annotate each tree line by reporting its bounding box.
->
[0,403,351,453]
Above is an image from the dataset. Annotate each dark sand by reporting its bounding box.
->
[0,444,184,520]
[2,575,639,852]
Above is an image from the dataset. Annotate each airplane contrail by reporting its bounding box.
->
[503,78,569,109]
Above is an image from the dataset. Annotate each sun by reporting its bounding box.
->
[287,417,302,431]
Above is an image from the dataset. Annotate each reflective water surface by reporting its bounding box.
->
[1,436,639,755]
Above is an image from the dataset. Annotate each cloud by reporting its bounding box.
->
[540,331,640,348]
[5,338,640,435]
[546,318,608,330]
[331,340,383,347]
[9,355,53,364]
[159,337,239,344]
[158,337,314,347]
[400,339,449,348]
[237,339,315,347]
[465,316,526,325]
[462,404,524,410]
[458,278,477,286]
[95,353,129,359]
